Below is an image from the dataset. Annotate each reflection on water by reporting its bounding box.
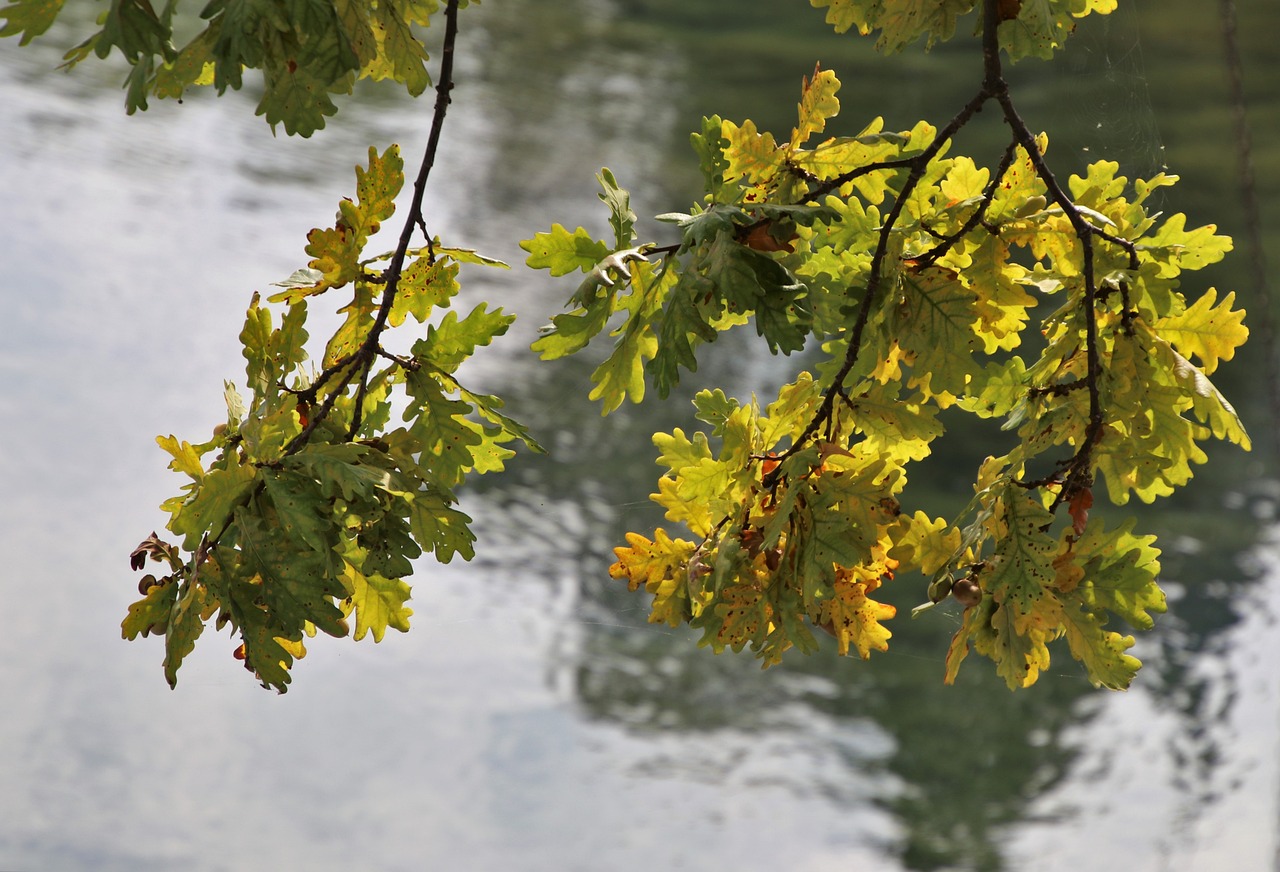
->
[2,1,1278,870]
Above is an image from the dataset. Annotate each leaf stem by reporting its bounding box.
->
[981,0,1105,506]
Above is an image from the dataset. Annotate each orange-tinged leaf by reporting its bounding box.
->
[609,529,696,627]
[709,584,770,651]
[352,143,403,236]
[1052,546,1085,594]
[305,222,362,288]
[1068,487,1092,536]
[303,146,404,289]
[944,605,978,684]
[740,221,796,253]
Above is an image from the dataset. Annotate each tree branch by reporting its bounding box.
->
[278,0,464,453]
[208,0,466,550]
[773,0,1118,514]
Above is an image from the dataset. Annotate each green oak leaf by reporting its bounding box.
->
[1052,597,1141,690]
[1067,518,1165,631]
[235,506,347,637]
[417,303,514,373]
[403,485,475,563]
[388,258,460,326]
[167,463,257,551]
[520,224,611,276]
[403,369,484,488]
[810,0,971,53]
[286,443,392,502]
[982,486,1058,636]
[164,578,212,688]
[258,56,343,137]
[596,168,637,248]
[122,579,177,640]
[0,0,64,44]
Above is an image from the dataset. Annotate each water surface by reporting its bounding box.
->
[2,3,1278,870]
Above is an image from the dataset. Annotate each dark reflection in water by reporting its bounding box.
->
[459,1,1280,869]
[465,335,1272,868]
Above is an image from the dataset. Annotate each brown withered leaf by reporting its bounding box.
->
[998,0,1021,21]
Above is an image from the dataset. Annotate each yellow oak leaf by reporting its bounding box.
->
[609,529,696,627]
[818,576,895,658]
[887,510,960,576]
[1156,288,1248,375]
[790,64,840,151]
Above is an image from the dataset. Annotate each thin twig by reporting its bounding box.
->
[343,0,462,440]
[210,0,466,547]
[915,140,1018,269]
[973,0,1104,506]
[772,0,1116,513]
[277,0,463,452]
[767,83,997,480]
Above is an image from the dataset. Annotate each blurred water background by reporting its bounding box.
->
[2,2,1279,869]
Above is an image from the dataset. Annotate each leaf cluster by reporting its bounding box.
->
[15,0,1250,692]
[527,16,1249,689]
[123,144,539,690]
[0,0,474,135]
[810,0,1117,59]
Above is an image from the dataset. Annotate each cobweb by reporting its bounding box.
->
[1059,0,1168,181]
[1013,5,1280,870]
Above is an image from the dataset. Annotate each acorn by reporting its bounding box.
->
[687,554,710,582]
[951,576,983,607]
